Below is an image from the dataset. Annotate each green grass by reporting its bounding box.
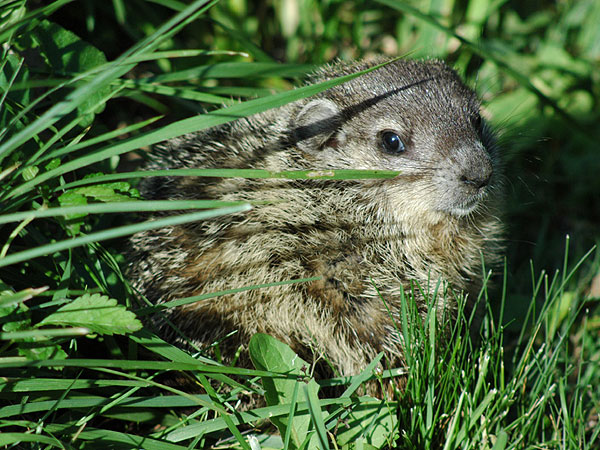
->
[1,0,599,449]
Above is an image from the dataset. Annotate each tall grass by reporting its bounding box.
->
[0,0,598,449]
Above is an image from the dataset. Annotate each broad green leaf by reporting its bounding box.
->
[21,165,38,181]
[491,430,508,450]
[342,445,377,450]
[249,333,319,450]
[57,190,88,212]
[0,0,74,45]
[44,157,61,170]
[17,340,68,362]
[30,20,109,126]
[55,174,141,232]
[335,397,398,449]
[70,185,136,203]
[0,297,68,362]
[1,302,30,333]
[39,293,142,335]
[57,190,88,234]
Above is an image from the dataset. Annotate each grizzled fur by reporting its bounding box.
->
[128,58,503,392]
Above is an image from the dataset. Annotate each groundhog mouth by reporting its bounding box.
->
[442,190,488,217]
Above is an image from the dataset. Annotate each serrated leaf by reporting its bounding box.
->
[76,185,134,202]
[105,181,134,193]
[60,181,140,208]
[18,340,68,362]
[39,293,142,335]
[249,333,319,450]
[58,190,88,208]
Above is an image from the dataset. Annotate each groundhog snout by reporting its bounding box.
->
[459,155,493,191]
[432,143,495,216]
[454,144,494,192]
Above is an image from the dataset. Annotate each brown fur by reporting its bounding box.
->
[127,58,503,394]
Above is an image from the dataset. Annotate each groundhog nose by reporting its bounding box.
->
[460,171,491,189]
[460,156,493,190]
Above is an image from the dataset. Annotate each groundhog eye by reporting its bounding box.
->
[381,131,405,154]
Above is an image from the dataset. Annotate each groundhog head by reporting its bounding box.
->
[291,59,498,225]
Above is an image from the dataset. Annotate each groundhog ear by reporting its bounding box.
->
[293,99,341,152]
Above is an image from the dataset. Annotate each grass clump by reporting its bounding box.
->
[1,0,599,449]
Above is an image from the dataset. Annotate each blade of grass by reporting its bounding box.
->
[0,327,89,340]
[0,0,75,44]
[127,49,250,62]
[283,380,302,450]
[0,204,251,268]
[58,168,400,191]
[0,0,214,164]
[0,286,48,308]
[46,424,190,450]
[0,56,24,114]
[37,115,162,163]
[197,85,276,97]
[163,398,346,442]
[304,383,329,450]
[137,276,322,315]
[5,57,401,201]
[0,433,74,448]
[0,200,243,225]
[340,353,384,398]
[196,373,252,450]
[19,87,126,171]
[144,61,313,83]
[120,79,232,104]
[129,329,253,393]
[0,378,150,391]
[0,357,289,377]
[376,0,586,135]
[0,394,214,419]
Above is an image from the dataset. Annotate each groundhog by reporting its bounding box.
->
[128,57,503,393]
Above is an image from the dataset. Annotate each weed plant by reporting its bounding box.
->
[0,1,599,449]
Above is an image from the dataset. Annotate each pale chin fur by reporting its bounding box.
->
[442,193,487,217]
[447,204,478,217]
